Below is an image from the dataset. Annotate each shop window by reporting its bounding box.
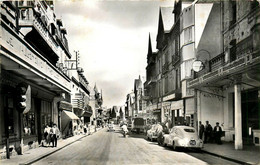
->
[41,100,52,129]
[7,97,14,134]
[23,113,35,136]
[23,98,36,136]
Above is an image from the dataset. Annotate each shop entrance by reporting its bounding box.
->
[242,90,260,144]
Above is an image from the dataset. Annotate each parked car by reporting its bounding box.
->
[107,123,115,131]
[146,124,158,141]
[162,126,203,150]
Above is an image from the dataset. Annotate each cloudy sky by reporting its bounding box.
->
[55,0,173,108]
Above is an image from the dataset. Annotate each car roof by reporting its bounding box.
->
[173,126,196,130]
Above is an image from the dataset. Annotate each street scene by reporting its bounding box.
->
[0,0,260,164]
[2,125,240,165]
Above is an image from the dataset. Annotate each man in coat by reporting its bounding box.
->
[214,122,222,144]
[204,121,213,143]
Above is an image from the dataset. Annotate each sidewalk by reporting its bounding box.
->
[202,142,260,165]
[0,128,103,165]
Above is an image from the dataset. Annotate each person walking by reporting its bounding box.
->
[204,121,212,143]
[199,121,205,140]
[44,124,51,147]
[51,124,60,147]
[83,124,88,135]
[49,124,54,147]
[43,124,50,147]
[213,122,222,144]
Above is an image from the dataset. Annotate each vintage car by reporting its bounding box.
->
[132,117,146,134]
[146,124,159,141]
[162,126,203,150]
[107,123,115,131]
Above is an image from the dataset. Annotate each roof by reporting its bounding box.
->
[134,78,142,91]
[112,106,118,113]
[161,7,174,32]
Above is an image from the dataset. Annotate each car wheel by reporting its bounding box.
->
[172,141,177,150]
[162,138,166,147]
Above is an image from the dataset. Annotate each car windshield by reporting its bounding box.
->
[184,128,195,133]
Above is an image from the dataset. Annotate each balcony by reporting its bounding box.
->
[172,52,180,66]
[1,16,71,93]
[188,50,260,88]
[54,29,72,58]
[18,7,60,65]
[162,62,169,74]
[72,93,84,110]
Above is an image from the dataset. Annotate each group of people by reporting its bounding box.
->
[43,123,60,147]
[199,121,223,145]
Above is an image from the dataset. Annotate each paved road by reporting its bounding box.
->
[35,125,239,165]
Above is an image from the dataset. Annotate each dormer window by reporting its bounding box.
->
[56,19,63,27]
[61,28,67,35]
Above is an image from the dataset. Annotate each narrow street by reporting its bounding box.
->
[35,126,239,165]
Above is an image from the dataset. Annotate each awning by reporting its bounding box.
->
[82,111,92,117]
[63,110,79,120]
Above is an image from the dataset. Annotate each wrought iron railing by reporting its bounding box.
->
[162,62,169,74]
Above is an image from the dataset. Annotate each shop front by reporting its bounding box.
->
[61,110,79,138]
[152,109,161,123]
[82,105,93,124]
[184,98,195,127]
[170,100,184,127]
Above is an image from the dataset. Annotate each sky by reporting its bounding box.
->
[55,0,174,108]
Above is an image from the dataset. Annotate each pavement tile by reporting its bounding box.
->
[202,142,260,165]
[0,129,102,165]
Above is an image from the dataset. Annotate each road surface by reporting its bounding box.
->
[35,125,239,165]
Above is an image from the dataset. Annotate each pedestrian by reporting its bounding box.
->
[43,124,50,147]
[52,123,60,147]
[44,124,51,147]
[49,124,54,147]
[213,122,222,144]
[199,121,205,140]
[204,121,213,143]
[83,124,88,135]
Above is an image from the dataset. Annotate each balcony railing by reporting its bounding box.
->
[18,7,59,54]
[172,52,180,65]
[72,93,84,109]
[210,53,225,72]
[162,62,169,74]
[188,52,260,88]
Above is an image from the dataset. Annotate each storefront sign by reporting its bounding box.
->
[153,109,161,113]
[163,93,176,102]
[59,101,72,111]
[171,100,183,110]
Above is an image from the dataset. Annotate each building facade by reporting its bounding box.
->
[188,0,260,149]
[0,0,73,158]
